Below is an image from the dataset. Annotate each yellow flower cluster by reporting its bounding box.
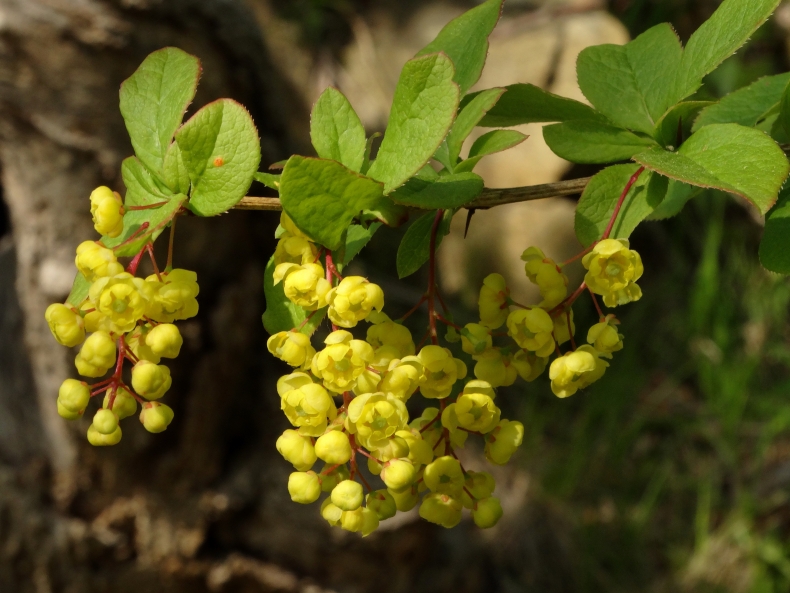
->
[44,186,195,446]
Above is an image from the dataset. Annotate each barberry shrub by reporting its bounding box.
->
[46,0,790,535]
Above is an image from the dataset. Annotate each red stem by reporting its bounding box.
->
[145,242,161,280]
[588,287,604,319]
[127,201,169,211]
[126,248,146,275]
[549,282,587,318]
[435,314,461,330]
[325,251,343,281]
[116,222,150,249]
[166,215,177,271]
[399,294,427,322]
[427,210,444,345]
[602,166,644,240]
[562,244,595,266]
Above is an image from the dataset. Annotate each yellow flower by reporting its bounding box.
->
[381,458,417,491]
[89,186,124,238]
[521,246,568,308]
[102,387,138,419]
[87,424,122,446]
[379,356,424,401]
[367,490,397,520]
[423,456,464,495]
[586,315,623,357]
[145,269,199,322]
[130,360,171,400]
[75,241,123,281]
[276,429,317,471]
[417,345,467,399]
[45,303,85,347]
[472,497,503,529]
[145,323,183,359]
[267,331,316,369]
[277,372,337,436]
[274,263,330,311]
[311,330,374,393]
[460,471,496,509]
[460,323,492,357]
[326,276,384,328]
[582,239,643,307]
[280,211,312,241]
[410,407,467,450]
[443,381,500,433]
[139,402,174,433]
[511,349,548,382]
[506,308,555,356]
[314,430,352,465]
[288,471,321,504]
[472,348,517,388]
[331,480,364,511]
[366,312,415,357]
[75,331,116,377]
[126,324,160,363]
[88,272,148,333]
[478,273,509,329]
[419,493,462,528]
[57,379,90,417]
[395,429,434,466]
[345,392,409,450]
[549,345,608,398]
[273,234,319,266]
[553,310,576,346]
[484,419,524,465]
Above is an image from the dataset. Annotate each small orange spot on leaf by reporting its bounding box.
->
[213,157,224,167]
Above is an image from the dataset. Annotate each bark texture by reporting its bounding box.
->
[0,1,575,591]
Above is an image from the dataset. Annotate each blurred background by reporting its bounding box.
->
[2,0,790,591]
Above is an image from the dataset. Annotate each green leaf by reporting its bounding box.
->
[474,83,604,128]
[646,178,702,220]
[447,88,505,163]
[468,129,528,158]
[674,0,782,102]
[654,101,713,148]
[361,195,410,228]
[415,0,503,94]
[544,121,657,165]
[776,81,790,141]
[254,172,281,190]
[103,195,186,257]
[176,99,261,216]
[575,164,656,246]
[396,210,452,278]
[119,47,201,175]
[262,256,326,336]
[162,142,191,195]
[340,223,382,269]
[693,73,790,132]
[279,155,384,250]
[759,184,790,273]
[122,156,174,207]
[310,87,366,172]
[66,273,91,307]
[390,172,483,209]
[367,53,460,193]
[577,24,683,135]
[633,123,789,214]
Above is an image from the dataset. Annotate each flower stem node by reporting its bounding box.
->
[582,239,643,307]
[548,345,608,398]
[139,402,174,433]
[314,430,352,465]
[331,479,364,511]
[276,429,317,471]
[485,420,524,465]
[45,304,86,347]
[366,490,397,520]
[75,331,116,377]
[381,458,417,491]
[417,346,467,399]
[477,273,510,329]
[287,471,321,504]
[90,186,125,238]
[87,424,122,446]
[472,497,503,528]
[419,493,463,528]
[146,324,183,358]
[103,388,138,419]
[131,360,172,400]
[57,379,90,417]
[326,276,385,328]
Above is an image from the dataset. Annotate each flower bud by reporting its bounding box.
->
[90,186,125,238]
[75,241,123,281]
[478,273,509,329]
[45,304,86,347]
[331,479,364,511]
[485,419,524,465]
[58,379,90,413]
[381,458,416,491]
[76,331,116,377]
[419,493,462,528]
[360,507,380,536]
[276,429,317,471]
[587,316,623,357]
[549,345,608,398]
[146,324,183,359]
[131,360,172,400]
[340,507,364,532]
[92,408,119,435]
[366,490,397,521]
[57,400,83,420]
[87,424,122,446]
[139,402,174,433]
[320,498,343,525]
[288,471,321,504]
[521,246,568,308]
[388,485,418,512]
[314,430,352,465]
[472,497,503,528]
[102,387,138,420]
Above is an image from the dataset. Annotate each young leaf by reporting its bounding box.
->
[415,0,503,94]
[122,156,174,207]
[175,99,261,216]
[390,173,484,209]
[674,0,782,102]
[575,164,655,247]
[262,256,326,335]
[646,178,702,220]
[474,83,604,128]
[633,123,789,214]
[396,210,451,278]
[119,47,201,175]
[654,101,712,148]
[577,24,683,135]
[468,129,528,158]
[759,185,790,274]
[103,195,186,257]
[544,121,657,165]
[446,88,505,163]
[162,142,191,195]
[367,53,460,193]
[693,73,790,132]
[310,87,366,172]
[279,156,384,250]
[66,273,91,307]
[253,172,281,190]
